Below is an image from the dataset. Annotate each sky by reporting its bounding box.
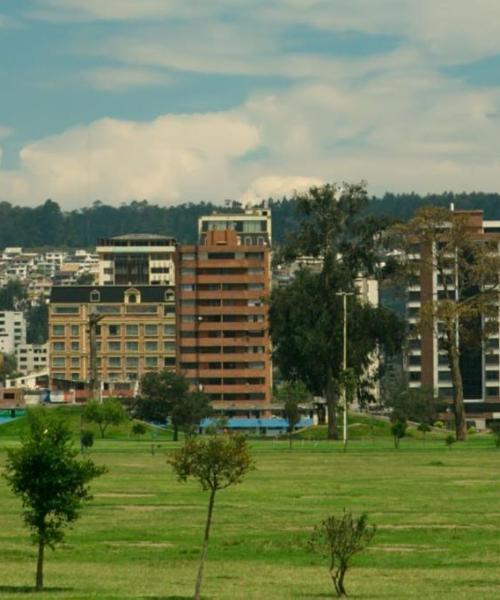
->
[1,0,500,209]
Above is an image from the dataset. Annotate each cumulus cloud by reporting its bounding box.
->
[0,112,260,208]
[241,176,325,205]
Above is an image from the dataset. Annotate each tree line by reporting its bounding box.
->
[2,191,500,247]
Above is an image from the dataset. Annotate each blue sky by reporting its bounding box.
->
[1,0,500,208]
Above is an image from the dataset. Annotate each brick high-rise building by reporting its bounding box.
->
[177,229,272,415]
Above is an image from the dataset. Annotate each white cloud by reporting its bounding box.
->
[85,67,171,91]
[0,126,12,139]
[241,175,325,205]
[28,0,180,21]
[0,112,260,208]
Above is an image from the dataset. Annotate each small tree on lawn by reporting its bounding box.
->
[170,389,213,439]
[83,398,127,438]
[491,422,500,448]
[169,435,255,600]
[275,381,310,449]
[391,420,407,449]
[3,409,105,591]
[310,510,376,597]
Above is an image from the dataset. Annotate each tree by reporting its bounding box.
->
[391,420,407,449]
[131,422,147,437]
[135,370,189,439]
[0,352,18,384]
[0,279,27,310]
[170,389,213,439]
[310,511,376,597]
[3,409,105,590]
[80,430,94,453]
[391,207,500,441]
[275,381,310,448]
[271,183,404,440]
[83,398,127,438]
[26,303,49,344]
[169,435,255,600]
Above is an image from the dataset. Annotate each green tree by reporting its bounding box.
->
[83,398,127,438]
[391,206,500,441]
[310,511,376,597]
[0,279,27,310]
[169,435,255,600]
[391,420,407,449]
[3,409,105,590]
[171,389,213,439]
[275,381,310,448]
[136,370,189,439]
[271,183,404,440]
[26,303,49,344]
[0,352,17,384]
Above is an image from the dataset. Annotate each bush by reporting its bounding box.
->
[445,434,456,448]
[80,430,94,452]
[391,420,407,449]
[467,425,476,435]
[434,420,444,429]
[131,422,147,437]
[490,423,500,448]
[310,511,376,597]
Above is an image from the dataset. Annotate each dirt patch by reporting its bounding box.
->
[96,493,154,498]
[104,541,174,548]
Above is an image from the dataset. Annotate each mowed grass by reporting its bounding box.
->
[0,427,499,599]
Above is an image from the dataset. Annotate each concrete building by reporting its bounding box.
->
[48,285,176,398]
[405,209,500,428]
[177,229,272,415]
[96,234,176,286]
[199,208,272,246]
[0,311,27,354]
[15,343,48,375]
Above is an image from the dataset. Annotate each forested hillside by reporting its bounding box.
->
[1,191,500,248]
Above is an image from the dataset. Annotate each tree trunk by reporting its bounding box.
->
[326,371,338,440]
[35,539,44,591]
[194,488,216,600]
[289,432,293,450]
[447,327,467,441]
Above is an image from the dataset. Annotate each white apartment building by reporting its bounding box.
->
[15,343,49,375]
[0,311,27,354]
[198,208,272,246]
[96,234,176,286]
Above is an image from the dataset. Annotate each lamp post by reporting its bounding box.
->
[336,291,354,450]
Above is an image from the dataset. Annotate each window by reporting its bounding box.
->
[182,268,195,276]
[108,324,120,336]
[70,325,79,337]
[53,341,65,351]
[52,357,65,368]
[128,294,137,303]
[108,341,121,351]
[182,315,196,323]
[145,324,158,336]
[145,341,158,351]
[164,357,176,367]
[71,357,80,367]
[248,267,263,275]
[164,341,176,352]
[126,341,139,352]
[126,324,138,336]
[145,356,158,368]
[108,357,121,368]
[248,283,264,291]
[486,370,500,381]
[164,324,175,337]
[71,373,80,381]
[52,306,79,314]
[126,357,139,368]
[71,341,79,352]
[182,253,196,261]
[52,325,65,336]
[90,290,100,302]
[96,305,120,314]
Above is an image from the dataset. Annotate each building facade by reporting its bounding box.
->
[0,311,27,354]
[177,229,272,415]
[96,234,176,286]
[15,343,48,375]
[49,285,176,398]
[198,208,272,246]
[405,210,500,427]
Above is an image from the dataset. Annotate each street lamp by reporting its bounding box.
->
[336,291,354,450]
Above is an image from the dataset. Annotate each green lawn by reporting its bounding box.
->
[0,420,499,599]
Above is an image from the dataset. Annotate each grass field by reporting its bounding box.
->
[0,414,499,599]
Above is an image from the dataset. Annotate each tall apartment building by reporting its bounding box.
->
[177,229,272,415]
[405,210,500,427]
[96,234,176,286]
[0,311,27,354]
[49,286,176,398]
[199,208,272,246]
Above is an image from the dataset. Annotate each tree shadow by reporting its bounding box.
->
[0,586,72,594]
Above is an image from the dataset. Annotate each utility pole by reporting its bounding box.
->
[336,292,354,450]
[88,309,104,403]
